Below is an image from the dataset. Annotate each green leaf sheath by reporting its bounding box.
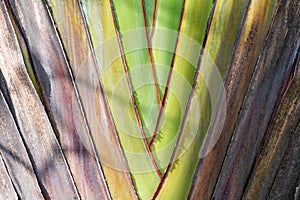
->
[151,0,185,97]
[81,0,162,199]
[143,0,156,28]
[152,0,259,198]
[111,0,161,140]
[45,0,139,199]
[142,0,160,110]
[150,0,213,173]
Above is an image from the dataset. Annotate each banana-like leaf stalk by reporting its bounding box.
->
[0,1,79,198]
[0,0,298,199]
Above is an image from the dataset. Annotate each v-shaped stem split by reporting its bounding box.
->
[109,0,163,179]
[148,0,187,149]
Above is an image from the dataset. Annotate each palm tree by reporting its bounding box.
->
[0,0,299,199]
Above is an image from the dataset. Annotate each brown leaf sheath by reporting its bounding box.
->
[5,0,113,198]
[0,1,80,199]
[44,0,139,198]
[267,121,300,200]
[212,0,299,198]
[0,90,43,199]
[243,2,300,199]
[0,153,18,200]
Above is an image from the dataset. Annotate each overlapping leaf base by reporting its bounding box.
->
[0,0,299,199]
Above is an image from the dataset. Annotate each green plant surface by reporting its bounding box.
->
[151,0,185,97]
[149,0,213,173]
[110,0,162,140]
[143,0,156,28]
[81,0,162,199]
